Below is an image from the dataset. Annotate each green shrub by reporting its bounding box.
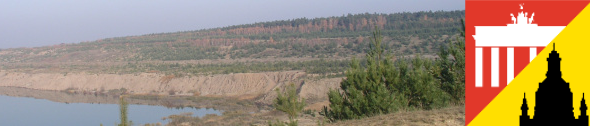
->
[271,83,306,126]
[322,28,456,121]
[273,83,306,119]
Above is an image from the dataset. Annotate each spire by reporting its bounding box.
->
[582,92,589,123]
[521,92,529,116]
[581,93,587,113]
[523,93,527,104]
[546,43,562,78]
[522,93,528,107]
[583,93,586,106]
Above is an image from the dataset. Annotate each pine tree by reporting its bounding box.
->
[273,83,306,124]
[322,27,453,121]
[322,28,405,121]
[433,19,465,104]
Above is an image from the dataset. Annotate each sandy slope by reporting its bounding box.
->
[0,70,341,106]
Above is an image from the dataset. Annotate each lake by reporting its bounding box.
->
[0,95,221,126]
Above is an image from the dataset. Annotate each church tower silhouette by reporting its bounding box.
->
[520,43,589,126]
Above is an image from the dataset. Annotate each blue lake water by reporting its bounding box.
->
[0,95,221,125]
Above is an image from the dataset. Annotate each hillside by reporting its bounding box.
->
[0,10,465,125]
[0,10,464,77]
[0,9,464,105]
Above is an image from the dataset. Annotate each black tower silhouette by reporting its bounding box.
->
[520,43,589,126]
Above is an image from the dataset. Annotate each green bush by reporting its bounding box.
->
[322,27,457,121]
[273,83,306,120]
[271,83,306,126]
[433,19,465,104]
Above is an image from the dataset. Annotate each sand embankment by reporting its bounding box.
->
[0,70,341,105]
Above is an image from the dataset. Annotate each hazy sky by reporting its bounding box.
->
[0,0,464,49]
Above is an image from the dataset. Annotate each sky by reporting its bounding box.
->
[0,0,464,49]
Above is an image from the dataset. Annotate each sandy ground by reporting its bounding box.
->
[326,106,465,126]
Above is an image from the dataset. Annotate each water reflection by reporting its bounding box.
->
[117,96,132,126]
[0,95,220,126]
